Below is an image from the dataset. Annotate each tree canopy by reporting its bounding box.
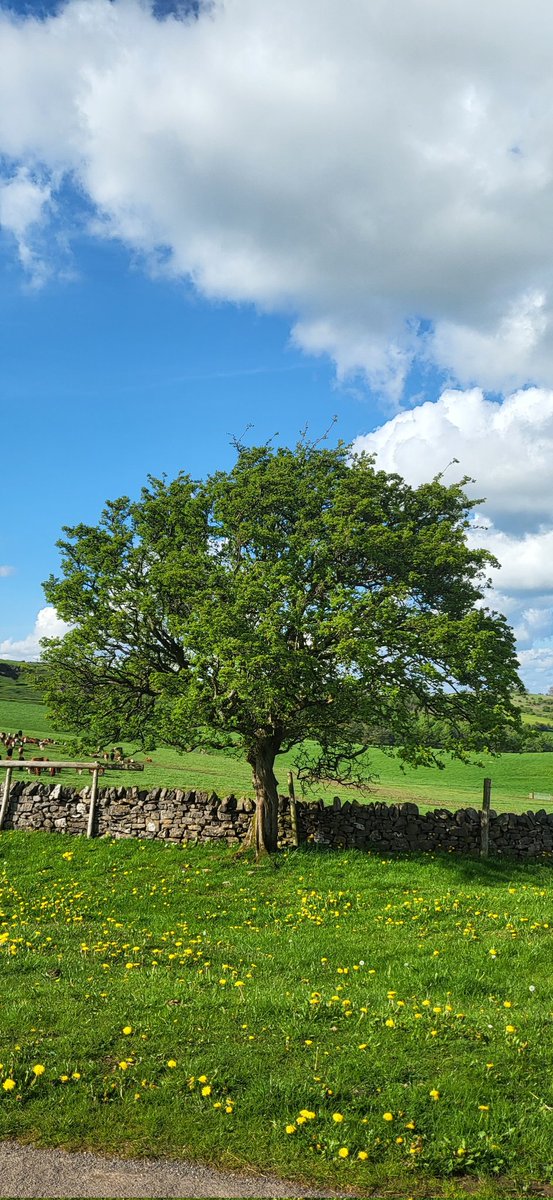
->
[41,439,522,853]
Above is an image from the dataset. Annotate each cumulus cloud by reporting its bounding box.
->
[354,385,553,689]
[0,166,53,286]
[354,386,553,531]
[0,566,15,578]
[466,523,553,593]
[6,0,553,389]
[0,606,71,661]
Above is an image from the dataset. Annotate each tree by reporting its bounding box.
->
[41,440,522,855]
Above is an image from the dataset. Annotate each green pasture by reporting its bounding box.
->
[0,834,551,1197]
[2,664,553,813]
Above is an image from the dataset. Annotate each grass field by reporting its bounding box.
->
[0,833,551,1197]
[2,664,553,813]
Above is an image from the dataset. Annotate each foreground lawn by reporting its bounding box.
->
[0,834,551,1196]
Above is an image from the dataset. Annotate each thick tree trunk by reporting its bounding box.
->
[248,743,279,856]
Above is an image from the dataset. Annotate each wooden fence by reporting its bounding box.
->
[0,760,143,837]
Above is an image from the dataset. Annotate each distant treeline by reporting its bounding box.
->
[365,714,553,754]
[0,663,20,680]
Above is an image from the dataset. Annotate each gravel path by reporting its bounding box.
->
[0,1140,342,1198]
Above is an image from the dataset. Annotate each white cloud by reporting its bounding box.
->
[0,607,71,661]
[354,386,553,530]
[0,166,53,286]
[511,603,553,650]
[6,1,553,389]
[0,566,15,578]
[354,384,553,689]
[517,647,553,693]
[467,523,553,593]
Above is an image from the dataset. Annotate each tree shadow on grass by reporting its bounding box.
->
[291,843,552,888]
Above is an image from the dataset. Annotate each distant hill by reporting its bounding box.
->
[0,662,20,680]
[0,660,43,705]
[515,692,553,728]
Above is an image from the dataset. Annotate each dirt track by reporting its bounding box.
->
[0,1139,341,1198]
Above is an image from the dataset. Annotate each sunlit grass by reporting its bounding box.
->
[3,673,553,813]
[0,832,551,1195]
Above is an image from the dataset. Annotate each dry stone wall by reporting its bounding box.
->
[3,779,553,859]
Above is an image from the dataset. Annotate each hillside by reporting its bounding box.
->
[2,662,553,812]
[515,691,553,726]
[0,660,51,737]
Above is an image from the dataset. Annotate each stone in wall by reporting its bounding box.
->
[1,781,552,858]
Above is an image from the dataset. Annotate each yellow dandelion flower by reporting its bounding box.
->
[383,1112,393,1121]
[198,1075,207,1083]
[479,1104,490,1111]
[118,1061,128,1070]
[71,1072,81,1080]
[285,1125,296,1134]
[2,1079,15,1091]
[429,1089,440,1101]
[299,1109,316,1119]
[332,1112,344,1122]
[201,1085,211,1097]
[122,1026,132,1034]
[505,1025,516,1034]
[358,1150,368,1160]
[385,1018,395,1028]
[167,1060,177,1068]
[32,1065,45,1076]
[338,1147,349,1158]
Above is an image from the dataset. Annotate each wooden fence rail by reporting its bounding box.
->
[0,761,142,837]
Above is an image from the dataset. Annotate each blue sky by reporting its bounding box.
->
[2,0,553,689]
[0,233,379,640]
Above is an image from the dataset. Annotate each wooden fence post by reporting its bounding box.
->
[0,767,13,832]
[287,770,299,847]
[87,766,99,839]
[481,777,491,858]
